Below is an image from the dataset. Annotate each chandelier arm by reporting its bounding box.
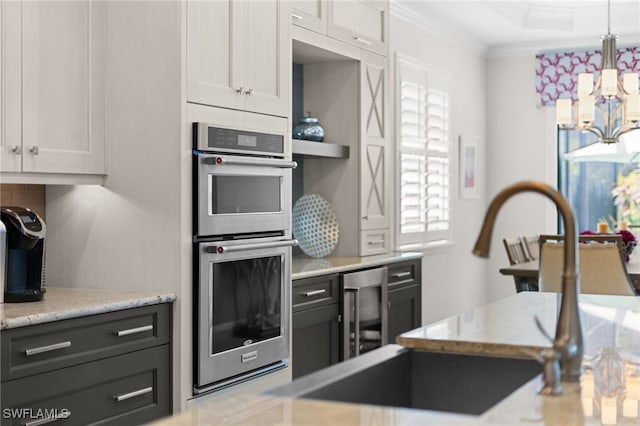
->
[613,126,640,139]
[594,103,610,136]
[609,101,626,137]
[583,127,605,140]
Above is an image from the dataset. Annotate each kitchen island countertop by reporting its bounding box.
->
[152,292,640,425]
[0,287,176,330]
[292,251,423,280]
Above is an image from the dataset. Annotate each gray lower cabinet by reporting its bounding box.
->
[292,274,340,379]
[1,303,172,426]
[387,259,422,344]
[387,284,421,344]
[291,258,422,378]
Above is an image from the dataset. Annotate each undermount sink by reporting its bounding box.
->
[270,344,541,416]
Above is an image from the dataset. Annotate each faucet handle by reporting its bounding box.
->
[534,315,554,344]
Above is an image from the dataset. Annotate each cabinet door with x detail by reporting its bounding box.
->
[359,51,390,234]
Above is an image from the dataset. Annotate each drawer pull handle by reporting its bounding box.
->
[353,36,372,46]
[115,324,153,337]
[23,411,70,426]
[114,386,153,402]
[291,13,303,20]
[25,341,71,356]
[392,272,411,279]
[368,240,385,245]
[303,289,326,297]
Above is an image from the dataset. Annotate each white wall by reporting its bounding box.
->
[390,14,489,324]
[485,55,558,301]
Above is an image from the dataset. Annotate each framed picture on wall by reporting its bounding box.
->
[459,135,479,199]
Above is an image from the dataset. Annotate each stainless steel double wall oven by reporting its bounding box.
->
[193,119,296,394]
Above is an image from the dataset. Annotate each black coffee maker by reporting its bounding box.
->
[1,207,46,302]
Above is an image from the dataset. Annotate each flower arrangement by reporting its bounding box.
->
[612,169,640,224]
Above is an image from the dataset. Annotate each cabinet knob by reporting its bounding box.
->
[363,216,368,221]
[11,145,21,154]
[29,146,39,155]
[236,87,246,95]
[246,88,254,96]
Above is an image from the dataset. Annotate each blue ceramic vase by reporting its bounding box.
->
[293,115,324,142]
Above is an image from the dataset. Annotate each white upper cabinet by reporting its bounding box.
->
[290,0,327,34]
[1,0,106,176]
[187,0,290,118]
[328,0,388,56]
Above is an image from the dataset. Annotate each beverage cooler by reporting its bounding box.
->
[342,267,388,359]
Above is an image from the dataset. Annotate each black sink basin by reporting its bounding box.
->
[270,344,541,415]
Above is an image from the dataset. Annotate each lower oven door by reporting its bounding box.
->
[195,236,294,389]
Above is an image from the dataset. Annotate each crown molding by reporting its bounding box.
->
[390,1,640,59]
[487,33,640,57]
[389,1,488,56]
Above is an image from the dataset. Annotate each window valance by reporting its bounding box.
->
[535,47,640,106]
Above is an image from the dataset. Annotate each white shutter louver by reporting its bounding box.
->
[397,56,451,247]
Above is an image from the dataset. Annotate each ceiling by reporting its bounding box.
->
[392,0,640,55]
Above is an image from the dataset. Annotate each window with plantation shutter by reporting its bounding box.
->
[396,55,451,247]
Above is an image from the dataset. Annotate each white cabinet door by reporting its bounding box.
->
[187,0,289,118]
[359,51,389,245]
[240,0,289,117]
[1,0,105,175]
[327,0,388,55]
[187,0,241,111]
[290,0,327,34]
[1,0,23,172]
[21,0,106,174]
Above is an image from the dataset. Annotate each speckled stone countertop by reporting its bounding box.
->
[0,287,176,330]
[292,251,423,280]
[151,292,640,426]
[399,292,640,361]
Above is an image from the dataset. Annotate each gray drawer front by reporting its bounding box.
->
[292,274,339,312]
[1,304,171,381]
[387,259,421,289]
[1,345,171,426]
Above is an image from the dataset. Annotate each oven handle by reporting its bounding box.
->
[206,239,298,254]
[203,155,297,169]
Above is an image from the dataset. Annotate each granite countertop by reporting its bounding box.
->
[0,287,176,330]
[398,292,640,361]
[151,292,640,426]
[292,251,423,280]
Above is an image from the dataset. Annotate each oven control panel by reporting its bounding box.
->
[194,123,284,156]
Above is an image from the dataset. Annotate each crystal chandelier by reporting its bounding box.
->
[555,0,640,144]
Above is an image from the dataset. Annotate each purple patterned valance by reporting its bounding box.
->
[536,47,640,106]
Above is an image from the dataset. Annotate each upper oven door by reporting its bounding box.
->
[195,153,296,237]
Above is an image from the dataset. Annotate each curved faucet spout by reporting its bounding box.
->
[473,181,583,382]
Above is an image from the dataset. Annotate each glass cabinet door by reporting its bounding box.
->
[342,267,388,359]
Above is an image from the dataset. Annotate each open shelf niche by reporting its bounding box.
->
[291,39,361,256]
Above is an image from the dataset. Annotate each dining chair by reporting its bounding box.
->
[502,237,538,292]
[521,235,540,261]
[538,239,635,296]
[538,233,626,260]
[503,237,530,265]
